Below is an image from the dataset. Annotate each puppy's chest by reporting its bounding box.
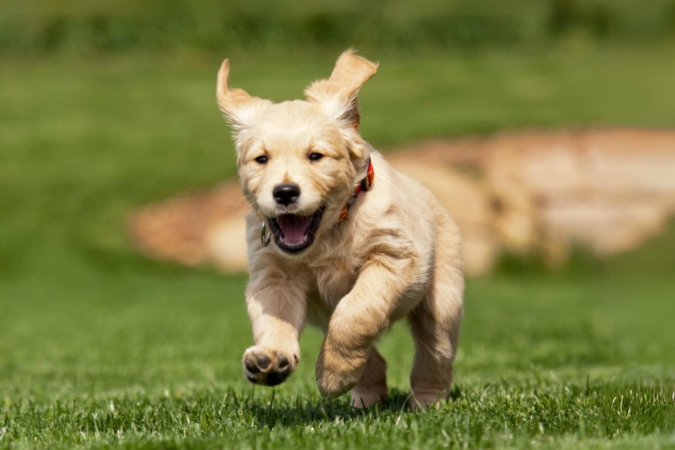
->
[305,258,359,327]
[313,258,358,303]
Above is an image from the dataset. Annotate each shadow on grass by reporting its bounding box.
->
[247,386,462,428]
[246,390,406,428]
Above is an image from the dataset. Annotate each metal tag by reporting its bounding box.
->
[260,221,271,247]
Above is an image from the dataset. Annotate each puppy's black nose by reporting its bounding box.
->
[273,184,300,206]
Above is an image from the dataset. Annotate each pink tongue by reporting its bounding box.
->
[277,215,310,243]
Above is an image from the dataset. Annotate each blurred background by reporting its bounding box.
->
[1,0,674,421]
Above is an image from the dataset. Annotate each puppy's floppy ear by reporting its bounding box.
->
[304,49,378,128]
[216,59,272,130]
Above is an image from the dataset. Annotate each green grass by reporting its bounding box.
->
[1,45,675,448]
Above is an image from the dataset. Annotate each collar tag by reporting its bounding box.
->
[260,221,271,247]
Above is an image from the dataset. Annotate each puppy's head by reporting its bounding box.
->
[217,50,378,255]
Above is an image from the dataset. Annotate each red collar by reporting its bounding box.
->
[337,158,374,223]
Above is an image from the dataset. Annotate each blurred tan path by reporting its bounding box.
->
[127,129,675,277]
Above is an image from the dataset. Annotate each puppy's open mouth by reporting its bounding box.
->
[267,207,325,254]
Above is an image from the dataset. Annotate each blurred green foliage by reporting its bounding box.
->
[2,0,675,55]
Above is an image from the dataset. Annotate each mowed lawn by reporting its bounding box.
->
[1,45,675,448]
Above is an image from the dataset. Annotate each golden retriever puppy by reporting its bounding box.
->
[216,50,464,409]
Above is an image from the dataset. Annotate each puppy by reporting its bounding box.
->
[216,50,464,409]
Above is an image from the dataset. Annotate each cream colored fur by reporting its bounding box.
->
[216,50,464,409]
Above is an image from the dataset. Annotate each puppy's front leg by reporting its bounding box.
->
[316,262,404,398]
[243,266,308,387]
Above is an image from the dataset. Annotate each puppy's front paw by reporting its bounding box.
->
[242,346,296,386]
[315,345,366,399]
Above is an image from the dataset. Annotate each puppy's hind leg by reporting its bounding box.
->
[408,223,463,409]
[350,347,388,408]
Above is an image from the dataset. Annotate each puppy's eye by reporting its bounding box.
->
[254,155,268,164]
[308,153,324,162]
